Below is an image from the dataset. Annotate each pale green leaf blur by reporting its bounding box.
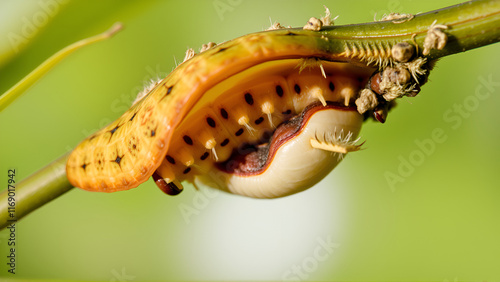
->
[0,0,499,281]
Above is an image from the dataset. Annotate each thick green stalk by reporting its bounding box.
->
[317,0,500,60]
[0,154,71,229]
[1,0,499,230]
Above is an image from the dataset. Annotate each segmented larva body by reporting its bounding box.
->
[66,29,379,198]
[154,61,366,198]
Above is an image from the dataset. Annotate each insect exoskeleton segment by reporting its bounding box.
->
[65,28,385,197]
[199,102,363,198]
[152,60,368,198]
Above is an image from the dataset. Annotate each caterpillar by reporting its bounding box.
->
[66,18,426,198]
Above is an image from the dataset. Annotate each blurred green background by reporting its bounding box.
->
[1,0,499,281]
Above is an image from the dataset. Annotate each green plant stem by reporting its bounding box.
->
[0,22,123,112]
[314,0,500,60]
[0,154,72,229]
[1,0,499,230]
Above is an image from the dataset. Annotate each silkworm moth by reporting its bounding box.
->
[66,24,418,198]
